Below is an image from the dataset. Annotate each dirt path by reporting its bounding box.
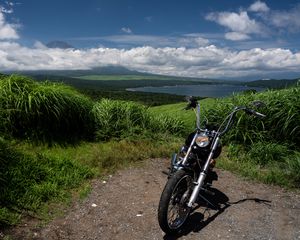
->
[7,158,300,240]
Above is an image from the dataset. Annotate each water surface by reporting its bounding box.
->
[127,84,264,98]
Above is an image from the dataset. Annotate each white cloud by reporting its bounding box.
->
[268,4,300,32]
[1,41,300,79]
[249,1,269,12]
[121,27,132,34]
[0,11,19,39]
[206,11,262,35]
[225,32,250,41]
[205,11,265,41]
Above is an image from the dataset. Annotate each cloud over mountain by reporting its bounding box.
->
[1,41,300,79]
[1,0,300,80]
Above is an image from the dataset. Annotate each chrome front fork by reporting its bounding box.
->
[187,136,220,208]
[181,133,198,166]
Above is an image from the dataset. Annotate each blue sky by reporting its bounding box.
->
[1,0,300,79]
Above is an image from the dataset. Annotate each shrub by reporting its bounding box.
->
[0,75,94,143]
[92,99,150,140]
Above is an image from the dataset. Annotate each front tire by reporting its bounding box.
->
[158,170,193,234]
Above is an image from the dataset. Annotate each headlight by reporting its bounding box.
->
[195,134,210,148]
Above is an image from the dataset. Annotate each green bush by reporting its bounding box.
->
[0,75,94,143]
[92,99,149,140]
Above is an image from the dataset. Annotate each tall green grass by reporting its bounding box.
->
[0,75,184,143]
[92,99,185,140]
[207,87,300,187]
[92,99,149,140]
[205,87,300,146]
[0,75,94,143]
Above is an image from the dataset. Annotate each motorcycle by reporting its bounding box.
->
[157,97,266,234]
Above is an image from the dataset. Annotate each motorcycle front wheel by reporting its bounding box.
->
[158,169,193,234]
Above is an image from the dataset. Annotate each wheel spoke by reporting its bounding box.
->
[166,174,192,229]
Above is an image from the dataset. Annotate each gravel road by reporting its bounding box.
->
[6,158,300,240]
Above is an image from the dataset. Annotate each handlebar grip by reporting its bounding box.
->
[245,108,266,118]
[253,111,266,118]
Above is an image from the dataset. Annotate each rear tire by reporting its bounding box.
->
[158,170,193,234]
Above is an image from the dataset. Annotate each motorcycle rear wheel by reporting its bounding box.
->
[158,169,193,234]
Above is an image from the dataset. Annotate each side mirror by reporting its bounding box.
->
[251,100,266,108]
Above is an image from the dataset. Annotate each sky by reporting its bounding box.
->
[1,0,300,80]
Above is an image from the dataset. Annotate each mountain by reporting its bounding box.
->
[7,65,146,78]
[82,66,145,75]
[46,41,74,49]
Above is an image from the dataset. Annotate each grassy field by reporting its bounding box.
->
[1,74,299,228]
[150,98,218,133]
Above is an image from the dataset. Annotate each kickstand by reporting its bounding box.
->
[198,193,219,210]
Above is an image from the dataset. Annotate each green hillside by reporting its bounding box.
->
[150,98,217,133]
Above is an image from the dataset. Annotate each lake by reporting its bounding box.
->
[126,84,265,98]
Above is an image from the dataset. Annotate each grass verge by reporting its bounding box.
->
[218,145,300,188]
[0,135,182,226]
